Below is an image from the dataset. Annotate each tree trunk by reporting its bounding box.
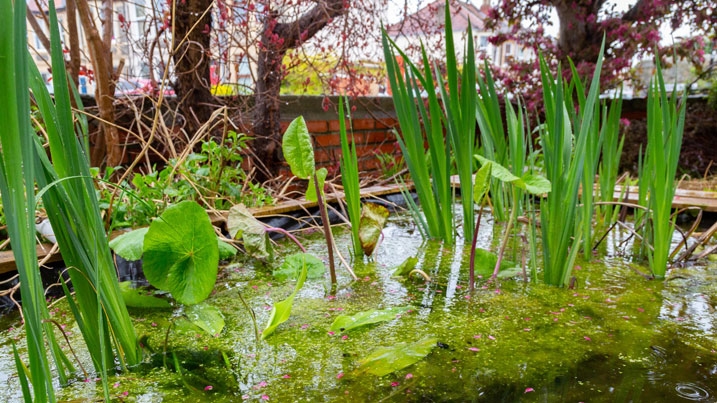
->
[172,0,215,135]
[251,0,348,183]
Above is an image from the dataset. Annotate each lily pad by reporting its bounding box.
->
[185,303,225,336]
[273,252,325,281]
[109,227,148,261]
[143,201,219,305]
[354,337,438,376]
[227,204,271,260]
[119,281,171,309]
[330,306,411,333]
[359,203,389,256]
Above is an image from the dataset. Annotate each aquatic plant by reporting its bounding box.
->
[538,42,605,287]
[0,2,68,400]
[282,116,338,283]
[639,59,686,278]
[382,32,453,243]
[338,97,363,257]
[596,95,625,229]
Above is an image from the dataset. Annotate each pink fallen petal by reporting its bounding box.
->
[391,382,399,387]
[584,336,591,341]
[282,374,291,379]
[261,395,270,401]
[204,385,213,391]
[336,372,344,379]
[468,347,480,352]
[488,335,496,340]
[525,387,535,393]
[405,373,413,379]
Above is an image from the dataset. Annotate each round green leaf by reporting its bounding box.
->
[143,201,219,305]
[282,116,315,179]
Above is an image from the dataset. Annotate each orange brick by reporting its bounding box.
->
[350,118,374,131]
[306,120,328,133]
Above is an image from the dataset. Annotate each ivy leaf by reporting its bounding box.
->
[354,337,438,376]
[330,306,411,333]
[359,203,389,256]
[282,116,315,179]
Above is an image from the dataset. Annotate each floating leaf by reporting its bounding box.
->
[473,162,492,205]
[109,227,148,261]
[354,337,438,376]
[273,252,325,281]
[496,266,523,279]
[218,239,237,261]
[392,256,419,277]
[143,201,219,305]
[330,306,411,332]
[261,255,309,339]
[185,303,225,336]
[359,203,389,256]
[227,204,271,260]
[119,281,171,309]
[306,167,327,203]
[282,116,315,179]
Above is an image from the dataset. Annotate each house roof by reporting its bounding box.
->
[386,0,490,37]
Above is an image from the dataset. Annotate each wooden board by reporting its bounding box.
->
[613,185,717,212]
[0,244,63,275]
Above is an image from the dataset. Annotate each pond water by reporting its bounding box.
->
[0,210,716,402]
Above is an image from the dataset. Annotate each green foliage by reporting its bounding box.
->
[282,116,316,179]
[227,203,273,260]
[639,59,687,278]
[143,201,219,305]
[329,306,412,333]
[392,256,419,277]
[338,97,363,257]
[358,203,389,257]
[262,254,309,339]
[119,281,172,309]
[273,252,326,281]
[354,337,438,377]
[184,303,226,336]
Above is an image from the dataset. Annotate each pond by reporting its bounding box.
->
[0,209,716,402]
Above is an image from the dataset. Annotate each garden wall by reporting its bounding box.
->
[90,94,716,179]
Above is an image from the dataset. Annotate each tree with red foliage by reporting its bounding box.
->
[484,0,716,107]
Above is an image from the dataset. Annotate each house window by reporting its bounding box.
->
[479,36,489,49]
[505,44,512,56]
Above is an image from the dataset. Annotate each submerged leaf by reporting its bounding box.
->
[330,306,411,332]
[306,167,327,203]
[227,204,271,260]
[185,303,225,336]
[392,256,419,277]
[109,227,149,261]
[273,252,325,281]
[354,337,438,376]
[119,281,171,309]
[262,254,309,339]
[359,203,389,256]
[143,201,219,305]
[282,116,315,179]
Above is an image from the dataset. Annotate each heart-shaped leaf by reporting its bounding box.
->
[330,306,411,333]
[282,116,315,179]
[227,204,271,260]
[143,201,219,305]
[354,337,438,376]
[521,173,552,195]
[359,203,389,256]
[109,227,149,261]
[273,252,325,281]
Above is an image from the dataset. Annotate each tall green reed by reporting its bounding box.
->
[639,59,686,278]
[382,33,453,243]
[0,2,71,400]
[30,2,140,380]
[338,97,362,257]
[596,95,625,228]
[381,5,477,244]
[539,42,605,287]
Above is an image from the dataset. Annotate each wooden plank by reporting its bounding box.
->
[0,243,63,275]
[613,185,717,212]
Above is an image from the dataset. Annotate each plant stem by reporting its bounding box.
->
[492,188,518,280]
[314,171,337,284]
[265,227,307,253]
[468,206,484,291]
